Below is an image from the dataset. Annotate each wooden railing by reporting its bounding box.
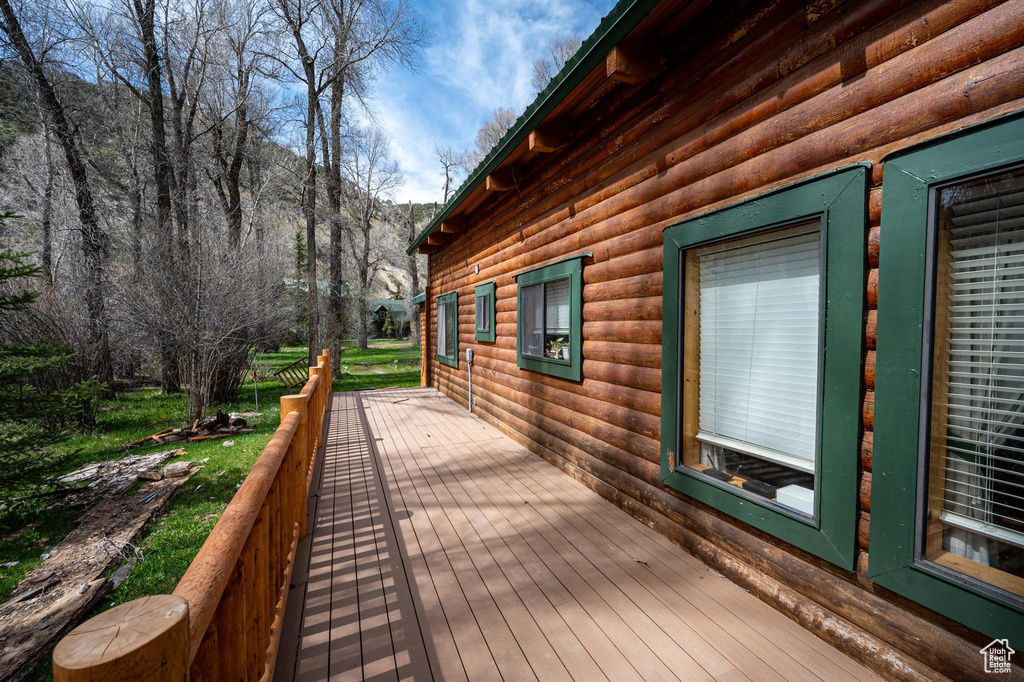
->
[51,350,331,682]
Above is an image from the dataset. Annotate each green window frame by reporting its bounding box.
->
[436,291,458,368]
[872,113,1024,647]
[516,255,587,381]
[475,281,496,343]
[661,165,867,570]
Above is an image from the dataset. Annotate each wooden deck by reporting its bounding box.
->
[276,388,881,681]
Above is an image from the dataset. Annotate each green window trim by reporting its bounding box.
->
[661,164,868,571]
[872,113,1024,647]
[436,291,458,368]
[516,254,588,381]
[475,281,496,343]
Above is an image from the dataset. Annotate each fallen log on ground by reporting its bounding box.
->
[116,410,251,452]
[0,473,194,681]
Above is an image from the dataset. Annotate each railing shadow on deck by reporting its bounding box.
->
[49,350,333,682]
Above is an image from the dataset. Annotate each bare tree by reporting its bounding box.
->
[0,0,114,395]
[341,127,400,351]
[530,34,581,93]
[435,143,460,203]
[462,106,517,172]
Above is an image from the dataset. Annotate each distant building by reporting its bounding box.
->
[369,300,409,338]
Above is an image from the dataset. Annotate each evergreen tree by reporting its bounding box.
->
[382,307,395,339]
[0,213,100,495]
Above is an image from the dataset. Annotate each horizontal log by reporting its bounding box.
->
[869,187,882,227]
[859,511,870,552]
[441,351,663,416]
[868,226,880,269]
[864,350,875,390]
[583,271,662,302]
[582,340,662,369]
[471,372,660,462]
[857,551,870,581]
[434,372,658,482]
[865,310,877,350]
[867,269,878,308]
[862,390,874,431]
[861,430,873,472]
[860,471,872,513]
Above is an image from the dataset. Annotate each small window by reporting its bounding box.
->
[873,114,1024,644]
[662,165,867,570]
[516,255,586,381]
[436,291,458,368]
[475,281,496,342]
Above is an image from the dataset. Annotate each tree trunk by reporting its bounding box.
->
[303,81,319,365]
[406,203,420,344]
[40,126,54,286]
[0,0,114,397]
[133,0,180,393]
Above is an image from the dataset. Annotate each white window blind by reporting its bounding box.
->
[476,294,489,331]
[697,227,821,472]
[936,171,1024,551]
[438,300,448,356]
[545,279,571,335]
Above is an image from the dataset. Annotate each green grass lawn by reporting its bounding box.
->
[1,340,420,680]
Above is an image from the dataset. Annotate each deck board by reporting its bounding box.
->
[279,388,882,682]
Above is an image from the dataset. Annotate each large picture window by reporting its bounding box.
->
[873,114,1024,646]
[516,255,586,381]
[662,166,867,569]
[436,291,458,368]
[475,281,496,343]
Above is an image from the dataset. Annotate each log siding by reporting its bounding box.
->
[424,1,1024,678]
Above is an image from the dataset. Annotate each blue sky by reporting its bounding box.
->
[361,0,617,204]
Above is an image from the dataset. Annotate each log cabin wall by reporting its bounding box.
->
[424,1,1024,679]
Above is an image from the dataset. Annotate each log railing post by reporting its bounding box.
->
[280,395,309,538]
[53,595,189,682]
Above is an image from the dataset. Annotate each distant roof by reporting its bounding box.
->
[411,291,425,304]
[371,299,409,316]
[407,0,658,254]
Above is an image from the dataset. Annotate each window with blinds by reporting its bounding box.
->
[521,277,572,362]
[436,293,457,366]
[925,167,1024,596]
[475,292,490,332]
[682,222,821,517]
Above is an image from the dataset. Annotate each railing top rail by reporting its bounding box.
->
[172,410,301,663]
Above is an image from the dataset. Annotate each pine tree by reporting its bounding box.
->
[382,307,395,339]
[0,213,101,495]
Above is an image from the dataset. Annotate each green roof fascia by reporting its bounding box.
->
[406,0,661,255]
[411,291,425,304]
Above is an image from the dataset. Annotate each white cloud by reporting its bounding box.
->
[364,0,615,204]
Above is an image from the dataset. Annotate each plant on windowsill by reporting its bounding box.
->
[546,337,569,360]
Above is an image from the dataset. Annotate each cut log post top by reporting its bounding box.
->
[53,595,189,682]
